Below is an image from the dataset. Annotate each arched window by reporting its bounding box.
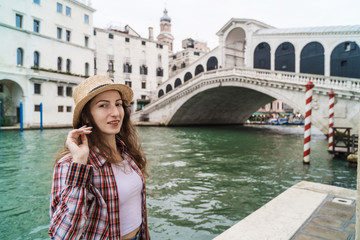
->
[184,72,192,82]
[158,89,164,98]
[181,62,186,68]
[108,60,114,71]
[275,42,295,72]
[85,62,89,76]
[157,67,163,77]
[254,42,271,70]
[166,84,172,93]
[123,63,132,73]
[174,78,182,88]
[206,57,218,71]
[195,64,204,76]
[66,59,71,72]
[34,51,40,68]
[158,54,162,64]
[57,57,62,71]
[331,41,360,78]
[300,42,324,75]
[172,65,177,71]
[17,48,23,66]
[140,65,148,75]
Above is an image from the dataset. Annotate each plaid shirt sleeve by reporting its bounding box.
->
[49,156,92,240]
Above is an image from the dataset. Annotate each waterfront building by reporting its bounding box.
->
[93,25,169,111]
[169,38,210,78]
[0,0,95,127]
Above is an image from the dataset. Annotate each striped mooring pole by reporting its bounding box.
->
[20,101,23,132]
[40,102,43,131]
[328,90,335,149]
[303,80,314,164]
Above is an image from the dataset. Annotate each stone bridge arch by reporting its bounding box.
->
[0,78,25,124]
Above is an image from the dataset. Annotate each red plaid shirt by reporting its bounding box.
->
[49,138,150,240]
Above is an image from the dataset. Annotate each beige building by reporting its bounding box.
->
[93,25,169,111]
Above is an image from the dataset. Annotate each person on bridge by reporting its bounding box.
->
[49,75,150,240]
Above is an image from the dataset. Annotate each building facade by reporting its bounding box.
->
[93,25,169,111]
[0,0,95,127]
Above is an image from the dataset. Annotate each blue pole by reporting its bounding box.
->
[40,102,43,131]
[20,101,23,132]
[0,101,2,132]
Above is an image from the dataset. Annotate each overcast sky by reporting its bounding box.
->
[91,0,360,52]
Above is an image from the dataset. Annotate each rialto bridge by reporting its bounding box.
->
[132,19,360,134]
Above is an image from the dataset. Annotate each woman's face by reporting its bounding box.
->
[89,90,124,137]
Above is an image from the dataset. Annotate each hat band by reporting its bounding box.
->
[89,84,110,93]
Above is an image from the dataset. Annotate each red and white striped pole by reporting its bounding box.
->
[303,80,314,164]
[328,90,335,150]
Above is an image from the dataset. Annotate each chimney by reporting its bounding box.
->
[148,27,154,41]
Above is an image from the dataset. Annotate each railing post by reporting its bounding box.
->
[40,102,43,131]
[303,80,314,164]
[328,90,335,149]
[20,101,23,132]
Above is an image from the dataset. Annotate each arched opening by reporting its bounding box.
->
[224,27,246,68]
[275,42,295,72]
[158,89,164,98]
[66,59,71,72]
[254,42,271,70]
[184,72,192,82]
[34,51,40,68]
[300,42,324,75]
[174,78,182,88]
[57,57,62,71]
[331,41,360,78]
[0,79,24,126]
[166,84,173,93]
[206,56,218,71]
[85,62,89,76]
[195,64,204,76]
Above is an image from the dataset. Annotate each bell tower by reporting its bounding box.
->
[157,9,174,54]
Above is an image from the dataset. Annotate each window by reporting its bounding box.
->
[58,86,64,96]
[172,65,177,71]
[58,106,64,112]
[66,30,71,42]
[140,65,148,75]
[84,36,89,47]
[142,41,146,45]
[66,87,72,97]
[34,51,40,68]
[156,44,163,49]
[33,19,40,33]
[181,62,186,68]
[109,33,114,39]
[125,38,130,43]
[141,82,146,89]
[66,6,71,16]
[141,95,146,100]
[84,14,89,24]
[34,83,41,94]
[85,62,89,76]
[108,61,114,71]
[156,68,163,77]
[17,48,23,66]
[66,106,72,112]
[57,3,63,13]
[66,59,71,72]
[34,105,41,112]
[93,29,96,35]
[33,0,40,4]
[172,55,176,59]
[194,52,200,56]
[57,27,62,39]
[0,84,3,92]
[123,63,132,73]
[16,14,23,28]
[57,57,62,71]
[125,81,132,87]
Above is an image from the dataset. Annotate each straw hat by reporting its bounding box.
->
[72,75,133,128]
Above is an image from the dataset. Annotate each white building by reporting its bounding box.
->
[0,0,95,127]
[93,25,169,111]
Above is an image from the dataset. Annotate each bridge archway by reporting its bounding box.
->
[158,89,164,98]
[225,27,246,68]
[275,42,295,72]
[206,56,218,71]
[174,78,182,88]
[184,72,192,82]
[166,84,173,93]
[254,42,271,70]
[300,42,324,75]
[0,79,25,124]
[195,64,204,76]
[331,41,360,78]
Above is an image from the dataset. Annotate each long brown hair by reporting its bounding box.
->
[55,96,148,177]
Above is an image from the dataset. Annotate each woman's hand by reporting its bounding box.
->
[66,126,92,165]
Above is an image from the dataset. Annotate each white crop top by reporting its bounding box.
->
[111,160,143,236]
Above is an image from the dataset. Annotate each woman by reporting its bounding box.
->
[49,75,150,240]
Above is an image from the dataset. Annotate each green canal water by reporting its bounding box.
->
[0,125,356,239]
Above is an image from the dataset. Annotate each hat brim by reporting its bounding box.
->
[72,84,133,128]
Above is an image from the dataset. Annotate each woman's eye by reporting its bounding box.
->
[116,103,122,107]
[99,104,106,108]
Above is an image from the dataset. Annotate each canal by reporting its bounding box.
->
[0,125,356,239]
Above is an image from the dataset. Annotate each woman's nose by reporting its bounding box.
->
[110,104,120,116]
